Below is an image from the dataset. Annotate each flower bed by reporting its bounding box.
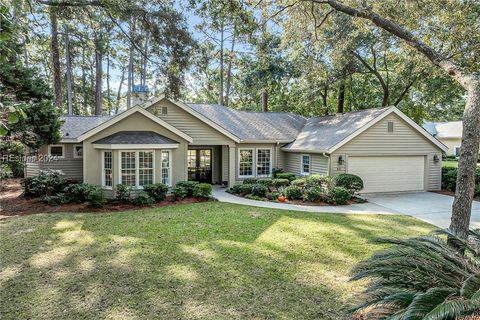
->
[227,172,366,206]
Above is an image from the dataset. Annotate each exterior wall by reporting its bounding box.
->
[221,145,229,182]
[234,143,283,182]
[283,152,329,176]
[330,113,443,191]
[83,112,189,187]
[31,143,83,180]
[439,137,462,156]
[148,99,236,146]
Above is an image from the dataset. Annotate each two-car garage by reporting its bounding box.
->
[347,156,425,193]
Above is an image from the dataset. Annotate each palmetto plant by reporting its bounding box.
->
[351,229,480,320]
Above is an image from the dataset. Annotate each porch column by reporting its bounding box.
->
[228,145,236,187]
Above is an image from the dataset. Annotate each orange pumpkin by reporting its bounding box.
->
[278,195,286,202]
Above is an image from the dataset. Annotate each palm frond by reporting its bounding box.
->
[423,300,480,320]
[461,273,480,299]
[402,287,455,319]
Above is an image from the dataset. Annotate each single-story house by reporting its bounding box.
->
[26,96,448,194]
[422,121,479,158]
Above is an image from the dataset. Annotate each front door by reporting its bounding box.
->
[187,149,212,183]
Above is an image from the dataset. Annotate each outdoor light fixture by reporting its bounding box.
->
[433,154,440,163]
[338,155,344,165]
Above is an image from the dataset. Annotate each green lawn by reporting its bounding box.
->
[443,160,459,168]
[0,203,434,320]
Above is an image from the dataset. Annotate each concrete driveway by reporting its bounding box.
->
[364,192,480,229]
[213,186,480,229]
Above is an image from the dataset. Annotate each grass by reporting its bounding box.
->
[0,202,435,320]
[443,160,459,168]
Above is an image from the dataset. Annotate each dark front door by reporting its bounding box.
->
[188,149,212,183]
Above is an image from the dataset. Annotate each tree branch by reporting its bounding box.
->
[36,0,104,7]
[352,51,389,106]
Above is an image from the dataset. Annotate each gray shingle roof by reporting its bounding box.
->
[422,121,462,138]
[186,103,307,141]
[282,107,390,152]
[92,131,179,145]
[61,115,114,139]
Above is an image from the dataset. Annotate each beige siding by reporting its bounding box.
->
[83,112,189,187]
[25,161,40,177]
[222,145,229,182]
[148,99,235,146]
[35,143,83,180]
[283,152,329,176]
[331,113,443,191]
[439,138,461,156]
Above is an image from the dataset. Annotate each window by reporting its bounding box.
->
[301,154,310,175]
[161,150,171,186]
[387,121,394,132]
[48,145,64,158]
[239,149,254,177]
[256,149,272,177]
[103,151,113,188]
[73,145,83,158]
[121,151,136,186]
[161,106,168,115]
[454,146,461,157]
[139,151,153,186]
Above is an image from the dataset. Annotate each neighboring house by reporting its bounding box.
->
[423,121,478,157]
[26,96,448,194]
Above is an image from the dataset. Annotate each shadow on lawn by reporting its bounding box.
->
[0,203,434,320]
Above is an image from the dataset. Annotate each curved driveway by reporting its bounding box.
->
[213,186,480,229]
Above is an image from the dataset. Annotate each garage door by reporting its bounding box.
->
[347,156,425,193]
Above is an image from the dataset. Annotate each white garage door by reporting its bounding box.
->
[347,156,425,193]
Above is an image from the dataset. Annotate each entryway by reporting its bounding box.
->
[188,149,212,183]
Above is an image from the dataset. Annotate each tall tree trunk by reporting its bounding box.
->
[64,26,73,115]
[142,36,148,86]
[106,45,111,113]
[218,19,225,105]
[94,36,103,115]
[81,46,88,114]
[337,81,345,113]
[261,91,268,112]
[49,7,63,111]
[115,66,125,114]
[225,25,236,108]
[127,19,135,109]
[319,0,480,239]
[320,86,328,115]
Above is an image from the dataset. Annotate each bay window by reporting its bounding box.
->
[161,150,171,186]
[120,151,154,188]
[256,149,272,177]
[102,151,113,188]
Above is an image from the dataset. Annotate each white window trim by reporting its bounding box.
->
[48,144,65,159]
[301,154,311,175]
[160,150,172,186]
[256,148,273,178]
[118,150,155,189]
[73,144,83,158]
[454,146,461,157]
[102,150,113,190]
[238,148,255,178]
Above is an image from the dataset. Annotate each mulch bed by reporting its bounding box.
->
[0,178,209,218]
[233,192,364,206]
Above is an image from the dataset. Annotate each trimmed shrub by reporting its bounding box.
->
[304,187,323,202]
[87,188,106,208]
[272,167,284,178]
[270,191,279,200]
[134,191,154,206]
[193,183,212,198]
[175,181,199,196]
[275,172,296,181]
[284,185,303,200]
[23,170,68,197]
[442,167,480,197]
[115,184,132,203]
[306,174,331,188]
[234,184,255,195]
[272,178,290,188]
[251,184,268,198]
[41,193,68,206]
[64,183,97,203]
[333,173,364,194]
[327,187,351,204]
[257,178,273,187]
[291,178,307,188]
[143,183,169,201]
[172,185,188,199]
[243,177,258,185]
